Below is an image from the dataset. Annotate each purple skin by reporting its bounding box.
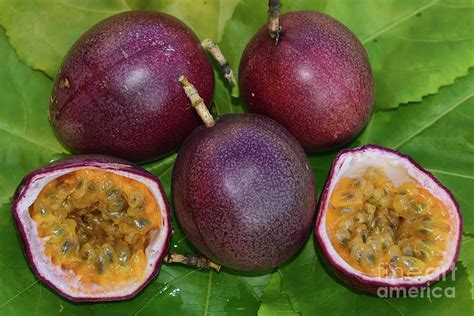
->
[172,114,317,271]
[50,11,214,163]
[239,11,374,152]
[314,144,462,294]
[11,155,172,302]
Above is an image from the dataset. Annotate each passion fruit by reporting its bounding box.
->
[11,155,171,302]
[49,11,214,163]
[171,77,317,271]
[315,145,462,294]
[239,9,374,151]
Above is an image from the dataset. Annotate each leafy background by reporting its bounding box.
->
[0,0,473,315]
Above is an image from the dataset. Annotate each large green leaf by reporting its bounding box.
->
[0,0,239,77]
[259,69,474,315]
[0,29,270,315]
[355,71,474,233]
[0,30,65,205]
[127,0,240,41]
[220,0,474,109]
[0,1,473,315]
[0,144,271,316]
[0,201,271,316]
[326,0,474,108]
[0,0,129,77]
[459,236,474,300]
[259,238,473,315]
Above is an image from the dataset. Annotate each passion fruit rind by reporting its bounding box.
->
[12,154,172,302]
[172,113,317,271]
[50,11,215,163]
[315,144,462,294]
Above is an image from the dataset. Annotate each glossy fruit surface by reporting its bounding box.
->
[172,113,316,271]
[315,145,461,294]
[50,11,214,163]
[239,11,374,151]
[12,155,171,302]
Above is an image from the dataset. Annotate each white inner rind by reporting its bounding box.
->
[15,164,170,299]
[318,148,461,286]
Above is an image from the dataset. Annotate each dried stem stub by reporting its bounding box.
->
[178,75,215,128]
[164,252,221,271]
[201,38,239,97]
[268,0,281,45]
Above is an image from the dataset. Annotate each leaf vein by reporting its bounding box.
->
[0,279,38,308]
[393,92,474,149]
[7,72,29,134]
[362,0,438,44]
[34,285,42,316]
[121,0,131,10]
[158,163,174,179]
[0,125,62,152]
[203,271,213,316]
[133,269,199,315]
[427,168,474,180]
[235,276,260,301]
[383,299,405,316]
[362,114,375,144]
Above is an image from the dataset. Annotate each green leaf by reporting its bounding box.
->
[0,30,65,205]
[127,0,240,41]
[0,0,129,77]
[0,0,239,77]
[459,236,474,300]
[257,272,298,316]
[355,70,474,233]
[260,238,473,315]
[0,29,270,315]
[212,69,246,116]
[259,69,474,316]
[1,1,473,314]
[220,0,474,109]
[0,201,271,316]
[326,0,474,108]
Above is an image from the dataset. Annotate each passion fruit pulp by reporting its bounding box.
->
[12,155,171,302]
[328,167,451,277]
[315,145,461,293]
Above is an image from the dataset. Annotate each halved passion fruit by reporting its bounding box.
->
[315,145,462,293]
[11,155,171,302]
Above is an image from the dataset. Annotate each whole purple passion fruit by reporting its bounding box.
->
[172,77,316,271]
[11,155,171,302]
[49,11,214,163]
[239,10,374,151]
[315,145,461,294]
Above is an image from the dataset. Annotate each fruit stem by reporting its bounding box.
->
[164,252,221,272]
[179,75,215,128]
[201,38,239,97]
[268,0,281,45]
